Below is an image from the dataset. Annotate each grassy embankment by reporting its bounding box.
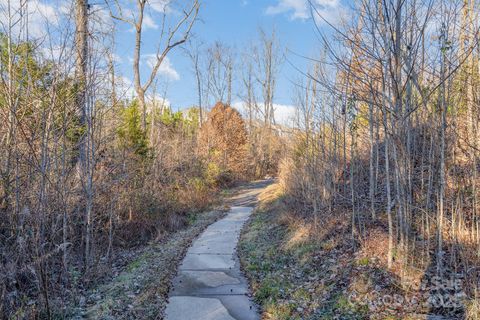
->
[239,183,478,320]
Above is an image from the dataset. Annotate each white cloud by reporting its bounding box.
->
[122,6,159,31]
[143,14,159,30]
[232,101,297,126]
[112,76,174,111]
[145,54,180,81]
[266,0,343,24]
[59,1,72,15]
[117,76,136,99]
[0,0,61,39]
[112,53,124,63]
[147,93,171,108]
[149,0,171,13]
[158,57,180,81]
[89,4,114,33]
[41,44,68,61]
[116,77,173,106]
[273,103,297,125]
[266,0,309,20]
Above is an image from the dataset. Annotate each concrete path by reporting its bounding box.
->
[165,181,270,320]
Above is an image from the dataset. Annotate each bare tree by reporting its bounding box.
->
[74,0,92,270]
[205,41,234,105]
[254,28,281,129]
[186,40,204,124]
[252,28,283,176]
[107,0,200,130]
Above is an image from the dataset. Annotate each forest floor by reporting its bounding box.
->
[70,180,271,319]
[238,183,470,320]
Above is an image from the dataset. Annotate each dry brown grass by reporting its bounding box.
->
[253,181,480,318]
[465,290,480,320]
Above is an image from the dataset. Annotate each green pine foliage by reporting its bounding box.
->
[117,99,149,158]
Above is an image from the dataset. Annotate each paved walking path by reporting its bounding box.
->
[165,181,270,320]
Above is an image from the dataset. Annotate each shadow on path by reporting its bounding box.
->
[226,179,274,207]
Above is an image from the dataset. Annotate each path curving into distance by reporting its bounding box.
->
[165,181,271,320]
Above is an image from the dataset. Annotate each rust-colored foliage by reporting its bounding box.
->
[199,102,249,183]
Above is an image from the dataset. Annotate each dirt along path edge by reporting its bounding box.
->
[73,180,272,320]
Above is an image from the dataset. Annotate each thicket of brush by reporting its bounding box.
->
[0,1,287,315]
[278,0,480,317]
[0,35,251,317]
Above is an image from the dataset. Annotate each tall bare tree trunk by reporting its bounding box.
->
[75,0,90,270]
[437,21,448,275]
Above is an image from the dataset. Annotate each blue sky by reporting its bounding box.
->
[112,0,348,113]
[0,0,348,121]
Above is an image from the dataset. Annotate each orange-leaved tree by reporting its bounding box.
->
[199,102,249,185]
